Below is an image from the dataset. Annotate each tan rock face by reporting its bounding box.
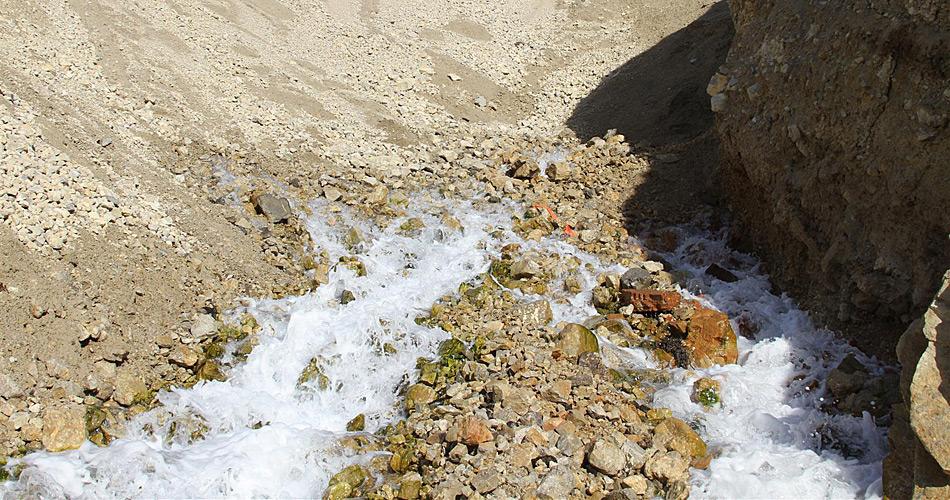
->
[684,308,738,368]
[42,404,87,452]
[888,271,950,497]
[908,275,950,473]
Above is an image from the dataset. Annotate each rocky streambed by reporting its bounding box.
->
[1,135,897,499]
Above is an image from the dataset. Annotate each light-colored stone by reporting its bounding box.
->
[42,404,86,452]
[588,439,626,476]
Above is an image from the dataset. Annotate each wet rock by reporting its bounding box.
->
[588,439,626,476]
[251,192,292,223]
[684,308,738,368]
[652,418,707,461]
[826,354,868,398]
[620,289,681,312]
[536,465,576,499]
[344,227,367,251]
[556,323,599,358]
[346,414,365,432]
[592,286,618,312]
[42,404,87,452]
[691,378,722,408]
[324,464,369,499]
[458,416,493,445]
[298,358,331,390]
[510,257,542,279]
[705,263,738,283]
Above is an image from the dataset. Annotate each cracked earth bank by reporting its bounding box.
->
[0,0,895,498]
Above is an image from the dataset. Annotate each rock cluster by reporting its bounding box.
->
[311,163,743,499]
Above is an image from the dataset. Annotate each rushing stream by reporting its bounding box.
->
[1,198,887,499]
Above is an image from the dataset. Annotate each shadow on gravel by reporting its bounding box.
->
[567,1,734,229]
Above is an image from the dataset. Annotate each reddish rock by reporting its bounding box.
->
[684,308,739,368]
[458,416,493,446]
[620,289,682,312]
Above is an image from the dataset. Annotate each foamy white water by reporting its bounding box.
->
[642,225,888,500]
[1,201,887,499]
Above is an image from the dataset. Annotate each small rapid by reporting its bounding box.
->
[1,199,888,499]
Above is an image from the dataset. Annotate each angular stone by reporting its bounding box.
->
[557,323,599,358]
[113,372,148,406]
[536,465,575,499]
[397,472,422,499]
[251,192,292,223]
[620,267,652,289]
[515,300,553,328]
[405,384,436,412]
[684,308,739,368]
[168,345,200,368]
[691,378,722,408]
[325,465,368,499]
[190,313,218,340]
[346,414,365,432]
[644,451,689,484]
[653,418,707,460]
[510,258,542,279]
[588,439,626,476]
[620,289,681,312]
[42,404,87,452]
[472,470,502,493]
[705,263,738,283]
[458,416,493,446]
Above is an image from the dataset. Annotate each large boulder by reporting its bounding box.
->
[886,272,949,498]
[684,308,738,368]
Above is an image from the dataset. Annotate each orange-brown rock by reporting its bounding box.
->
[684,308,738,368]
[458,416,493,446]
[620,289,682,312]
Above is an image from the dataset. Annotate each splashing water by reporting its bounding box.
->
[1,201,887,498]
[2,199,514,498]
[643,224,888,499]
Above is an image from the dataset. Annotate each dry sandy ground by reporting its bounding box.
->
[0,0,723,454]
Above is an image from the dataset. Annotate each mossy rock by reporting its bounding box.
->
[298,358,331,390]
[389,445,415,473]
[338,256,367,277]
[398,218,426,236]
[346,414,366,432]
[327,464,369,496]
[437,339,467,361]
[556,323,599,358]
[197,361,227,382]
